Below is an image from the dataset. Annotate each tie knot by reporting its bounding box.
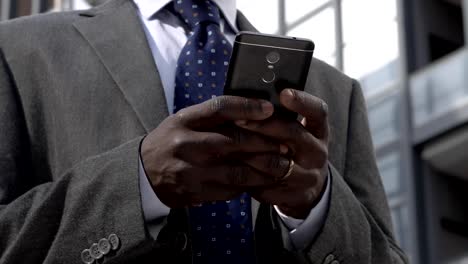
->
[173,0,222,29]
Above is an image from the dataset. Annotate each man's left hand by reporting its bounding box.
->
[235,89,329,219]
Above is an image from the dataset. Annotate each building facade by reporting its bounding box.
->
[2,0,468,263]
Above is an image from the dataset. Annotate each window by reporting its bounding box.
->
[367,92,400,147]
[237,0,279,34]
[378,152,413,260]
[285,0,330,24]
[377,152,402,197]
[411,49,468,127]
[287,7,336,67]
[391,205,412,260]
[71,0,92,10]
[342,0,400,93]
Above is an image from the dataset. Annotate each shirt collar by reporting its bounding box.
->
[133,0,238,32]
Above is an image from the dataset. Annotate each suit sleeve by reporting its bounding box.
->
[0,48,155,263]
[291,81,409,263]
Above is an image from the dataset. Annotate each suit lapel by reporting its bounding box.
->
[73,0,169,133]
[236,11,258,32]
[72,2,256,134]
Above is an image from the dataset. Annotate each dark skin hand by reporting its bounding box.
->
[141,89,329,219]
[236,89,329,219]
[141,96,287,208]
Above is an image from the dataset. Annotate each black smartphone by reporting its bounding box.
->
[224,31,315,119]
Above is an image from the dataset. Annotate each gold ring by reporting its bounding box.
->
[281,159,295,180]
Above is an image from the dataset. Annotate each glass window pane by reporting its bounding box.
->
[285,0,330,24]
[391,206,412,259]
[377,152,401,197]
[359,60,399,97]
[342,0,400,91]
[287,7,336,67]
[367,93,400,147]
[17,0,32,16]
[391,208,402,243]
[237,0,279,34]
[73,0,92,9]
[410,49,468,127]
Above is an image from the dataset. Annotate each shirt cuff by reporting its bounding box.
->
[274,169,332,249]
[139,156,171,222]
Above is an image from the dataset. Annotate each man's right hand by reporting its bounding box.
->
[141,96,286,208]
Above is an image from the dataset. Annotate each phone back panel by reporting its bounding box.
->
[224,32,315,119]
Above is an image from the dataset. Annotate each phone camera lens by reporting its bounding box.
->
[266,51,280,64]
[262,71,276,83]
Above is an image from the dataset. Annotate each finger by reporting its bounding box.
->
[236,117,309,146]
[279,89,329,139]
[201,164,280,187]
[214,125,288,154]
[176,96,274,128]
[173,130,287,165]
[241,154,291,180]
[251,166,323,209]
[235,118,326,168]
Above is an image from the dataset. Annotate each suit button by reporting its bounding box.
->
[98,238,111,255]
[90,243,103,260]
[81,249,94,264]
[323,254,335,264]
[108,233,120,251]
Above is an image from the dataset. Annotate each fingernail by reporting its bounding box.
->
[284,89,294,98]
[280,144,289,154]
[261,101,274,115]
[235,120,247,126]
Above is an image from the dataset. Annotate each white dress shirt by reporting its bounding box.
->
[133,0,331,249]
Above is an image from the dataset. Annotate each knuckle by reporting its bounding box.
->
[309,168,322,185]
[304,143,328,169]
[317,144,329,165]
[171,133,185,149]
[174,108,189,124]
[320,100,329,117]
[174,161,191,181]
[210,97,227,115]
[300,141,328,169]
[311,98,329,121]
[174,185,186,196]
[171,133,190,156]
[288,123,304,138]
[241,97,255,116]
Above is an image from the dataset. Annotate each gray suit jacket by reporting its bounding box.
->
[0,0,408,263]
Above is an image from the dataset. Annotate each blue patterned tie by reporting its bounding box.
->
[172,0,256,263]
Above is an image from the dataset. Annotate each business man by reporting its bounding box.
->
[0,0,408,263]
